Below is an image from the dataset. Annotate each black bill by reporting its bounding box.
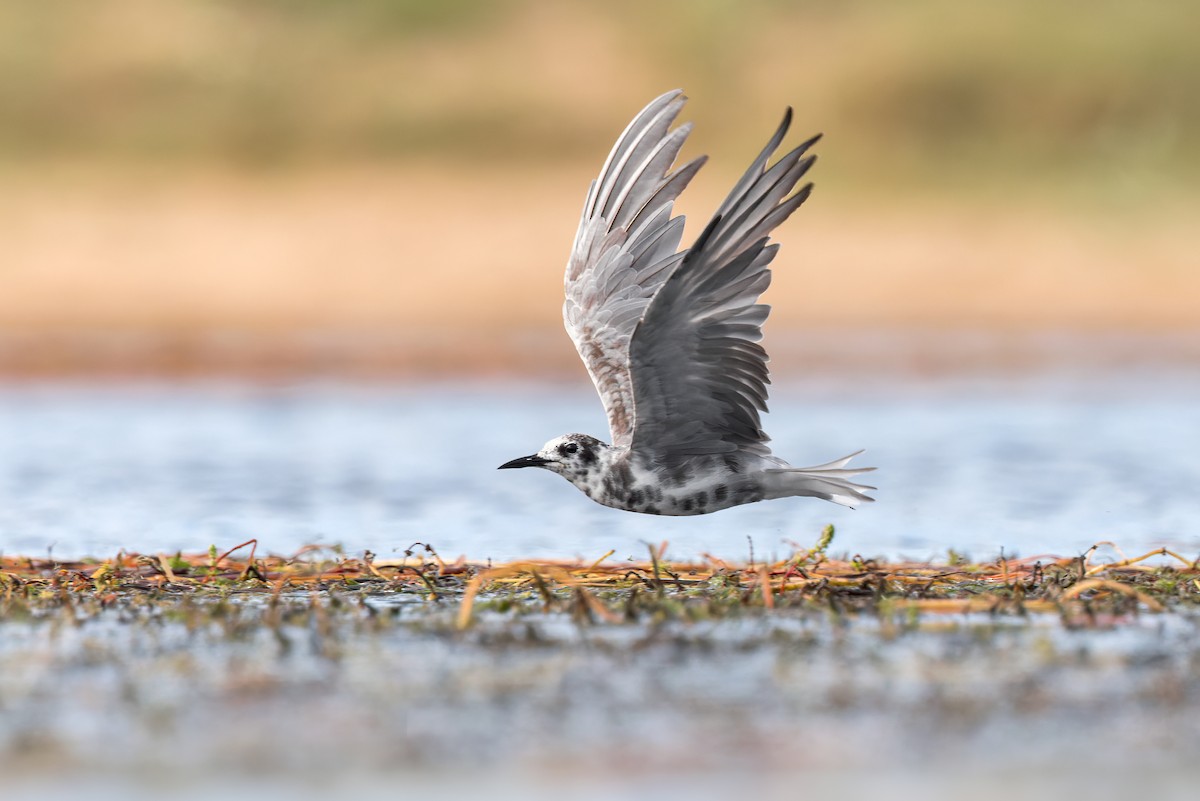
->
[498,454,551,470]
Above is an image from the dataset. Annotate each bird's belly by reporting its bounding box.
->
[589,476,764,516]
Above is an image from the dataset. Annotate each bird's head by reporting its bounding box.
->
[498,434,608,477]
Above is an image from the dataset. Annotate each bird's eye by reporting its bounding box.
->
[561,442,579,455]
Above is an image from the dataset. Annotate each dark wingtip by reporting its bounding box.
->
[768,108,793,151]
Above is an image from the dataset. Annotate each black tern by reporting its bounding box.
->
[500,90,875,514]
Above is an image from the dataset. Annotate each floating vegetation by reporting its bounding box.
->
[2,530,1196,630]
[2,530,1199,787]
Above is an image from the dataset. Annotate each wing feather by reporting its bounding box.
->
[626,109,819,464]
[564,90,706,446]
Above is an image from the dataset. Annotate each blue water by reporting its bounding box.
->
[0,376,1197,561]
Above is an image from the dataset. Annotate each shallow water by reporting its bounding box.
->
[2,598,1199,795]
[0,374,1197,561]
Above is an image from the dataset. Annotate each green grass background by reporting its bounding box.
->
[1,0,1195,204]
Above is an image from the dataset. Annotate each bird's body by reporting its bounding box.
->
[500,90,875,513]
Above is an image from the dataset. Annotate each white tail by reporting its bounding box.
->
[761,450,876,508]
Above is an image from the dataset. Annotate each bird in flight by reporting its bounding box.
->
[499,90,874,515]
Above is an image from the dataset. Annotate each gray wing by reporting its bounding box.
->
[564,90,706,447]
[627,108,820,463]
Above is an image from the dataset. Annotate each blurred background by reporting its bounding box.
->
[3,4,1199,796]
[2,0,1197,377]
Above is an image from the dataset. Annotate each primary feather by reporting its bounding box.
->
[564,89,706,446]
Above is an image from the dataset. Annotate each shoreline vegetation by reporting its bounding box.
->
[3,2,1195,185]
[4,531,1196,629]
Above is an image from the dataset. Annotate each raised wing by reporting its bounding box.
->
[627,109,820,463]
[564,90,706,447]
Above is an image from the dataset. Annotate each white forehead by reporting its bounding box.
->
[539,435,573,453]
